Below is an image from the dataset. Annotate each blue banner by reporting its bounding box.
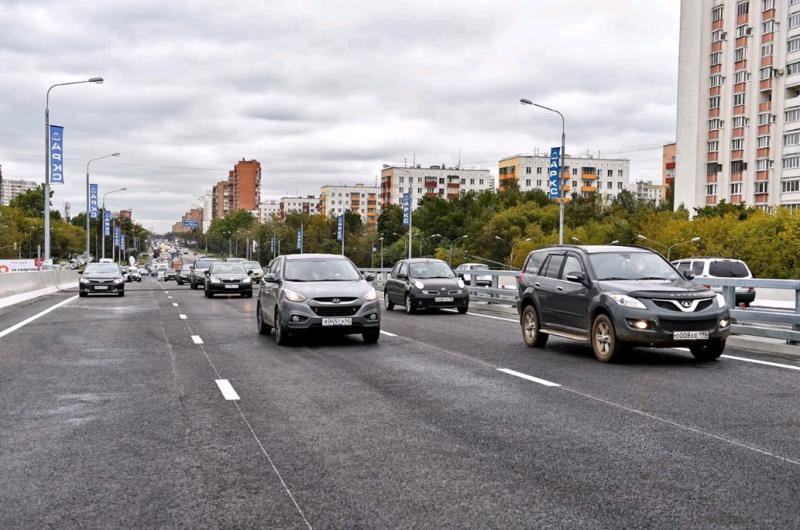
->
[120,235,125,255]
[103,211,111,236]
[49,125,64,185]
[89,184,99,219]
[182,220,199,230]
[114,225,120,247]
[270,235,275,254]
[548,147,561,199]
[296,227,303,251]
[402,193,411,226]
[336,214,344,241]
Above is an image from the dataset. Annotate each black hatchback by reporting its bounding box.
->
[517,245,731,362]
[384,258,469,314]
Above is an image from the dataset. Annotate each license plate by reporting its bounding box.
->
[673,331,709,340]
[94,285,108,290]
[322,317,352,326]
[434,297,454,303]
[225,284,239,289]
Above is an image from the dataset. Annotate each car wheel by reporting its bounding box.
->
[118,291,125,297]
[79,291,87,298]
[363,329,380,344]
[690,339,725,361]
[384,291,394,311]
[521,305,548,348]
[591,314,620,363]
[246,292,253,298]
[204,287,210,298]
[274,310,289,345]
[457,305,468,314]
[405,293,416,314]
[256,302,271,336]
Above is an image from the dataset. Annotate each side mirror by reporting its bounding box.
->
[364,273,375,282]
[565,271,586,284]
[204,270,210,277]
[264,272,277,283]
[397,273,408,280]
[189,265,195,270]
[683,270,695,280]
[246,269,254,275]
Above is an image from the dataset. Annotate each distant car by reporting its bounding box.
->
[190,258,220,289]
[99,258,114,264]
[138,268,148,275]
[454,263,492,286]
[204,262,253,298]
[120,266,132,282]
[80,263,125,297]
[129,268,142,282]
[164,268,177,281]
[672,257,756,306]
[243,261,264,281]
[384,258,469,314]
[226,258,247,263]
[176,262,193,285]
[256,254,380,344]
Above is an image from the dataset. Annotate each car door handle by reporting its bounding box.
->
[556,286,564,292]
[534,282,541,287]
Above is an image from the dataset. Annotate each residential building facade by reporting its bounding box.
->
[200,190,212,233]
[663,142,676,203]
[229,159,261,211]
[212,180,230,219]
[262,200,280,221]
[380,165,494,210]
[0,177,38,206]
[677,0,800,212]
[498,154,631,200]
[630,180,665,205]
[279,196,319,218]
[319,184,381,224]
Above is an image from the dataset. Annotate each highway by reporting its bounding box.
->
[1,277,800,528]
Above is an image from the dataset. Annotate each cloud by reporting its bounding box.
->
[0,0,679,232]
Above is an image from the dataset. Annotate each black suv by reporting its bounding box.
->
[517,245,731,362]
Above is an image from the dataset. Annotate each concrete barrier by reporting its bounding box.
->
[0,270,79,309]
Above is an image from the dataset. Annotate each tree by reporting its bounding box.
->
[9,184,61,220]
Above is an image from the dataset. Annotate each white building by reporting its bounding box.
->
[262,200,280,222]
[380,165,494,210]
[0,177,38,206]
[630,180,664,206]
[319,184,380,225]
[279,195,319,218]
[499,154,631,201]
[677,0,800,212]
[199,190,213,233]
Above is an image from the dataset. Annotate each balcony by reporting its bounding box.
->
[424,180,437,188]
[760,79,773,92]
[562,184,571,192]
[759,102,772,112]
[581,186,597,193]
[581,174,597,180]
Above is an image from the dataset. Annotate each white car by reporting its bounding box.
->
[672,257,756,306]
[454,263,493,287]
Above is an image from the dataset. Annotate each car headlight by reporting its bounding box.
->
[715,293,727,308]
[284,289,306,302]
[608,293,647,309]
[241,277,251,284]
[114,278,124,284]
[363,287,377,301]
[413,280,425,289]
[457,279,465,289]
[80,278,89,284]
[210,276,222,284]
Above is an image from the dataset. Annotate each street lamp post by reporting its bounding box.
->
[101,187,126,259]
[494,235,531,269]
[637,234,701,261]
[44,77,104,264]
[521,98,566,245]
[379,236,384,278]
[85,152,120,260]
[432,233,467,265]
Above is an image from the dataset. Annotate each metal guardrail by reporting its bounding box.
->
[360,268,800,344]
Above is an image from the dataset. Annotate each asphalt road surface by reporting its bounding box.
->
[1,276,799,528]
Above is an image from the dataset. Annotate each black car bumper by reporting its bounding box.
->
[207,283,253,295]
[610,306,731,347]
[80,283,124,295]
[411,292,469,310]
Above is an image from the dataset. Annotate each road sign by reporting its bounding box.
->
[548,147,561,199]
[89,184,99,219]
[49,125,64,185]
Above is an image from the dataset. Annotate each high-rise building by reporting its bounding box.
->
[676,0,800,212]
[663,143,676,203]
[380,165,494,210]
[200,190,213,232]
[0,176,38,206]
[319,184,381,224]
[279,196,319,218]
[212,180,229,219]
[498,154,630,201]
[230,159,261,211]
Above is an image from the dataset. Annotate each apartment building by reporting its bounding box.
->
[0,176,38,206]
[319,184,381,224]
[279,195,319,218]
[663,142,676,203]
[212,180,230,219]
[380,165,494,210]
[498,154,630,200]
[230,159,261,211]
[630,180,665,205]
[261,200,280,222]
[199,190,212,233]
[677,0,800,212]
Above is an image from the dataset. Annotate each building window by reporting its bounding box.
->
[786,108,800,123]
[572,168,578,175]
[460,178,465,184]
[617,182,623,190]
[711,52,723,66]
[536,166,542,174]
[526,167,531,174]
[731,138,744,150]
[438,177,444,184]
[730,183,743,195]
[736,1,749,17]
[479,179,484,185]
[735,47,747,62]
[789,36,800,54]
[618,170,623,177]
[783,155,800,169]
[785,130,800,146]
[756,158,771,170]
[607,181,613,190]
[755,181,769,193]
[708,162,723,175]
[712,29,724,42]
[607,169,613,177]
[790,12,800,29]
[525,179,531,187]
[710,96,721,109]
[733,93,747,106]
[782,179,800,192]
[707,184,718,195]
[734,71,748,83]
[732,116,749,127]
[710,74,724,87]
[399,187,403,193]
[536,179,542,187]
[713,6,724,21]
[732,160,748,173]
[758,135,770,148]
[709,118,723,130]
[762,20,775,33]
[762,0,774,9]
[469,179,474,185]
[573,180,578,188]
[760,66,774,80]
[761,43,774,57]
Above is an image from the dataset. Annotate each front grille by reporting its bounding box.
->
[313,297,357,303]
[222,279,240,284]
[653,299,714,312]
[312,305,361,317]
[660,318,717,333]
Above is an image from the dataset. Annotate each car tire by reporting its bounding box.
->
[256,303,271,335]
[118,291,125,297]
[190,280,196,290]
[690,339,725,361]
[457,305,468,314]
[274,310,289,345]
[384,291,394,311]
[79,291,87,298]
[405,293,416,314]
[363,329,380,344]
[204,287,210,298]
[591,313,620,363]
[521,305,548,348]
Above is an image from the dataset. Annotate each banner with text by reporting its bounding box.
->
[296,227,303,251]
[402,193,411,226]
[89,184,99,219]
[336,215,344,241]
[104,211,111,236]
[49,125,64,185]
[548,147,561,200]
[114,225,121,247]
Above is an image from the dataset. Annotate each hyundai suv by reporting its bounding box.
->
[517,245,731,362]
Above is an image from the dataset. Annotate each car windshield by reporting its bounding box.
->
[590,252,680,281]
[195,259,218,269]
[244,261,262,271]
[211,263,245,275]
[409,261,455,279]
[471,264,489,270]
[181,263,192,270]
[709,261,749,277]
[85,264,120,274]
[284,259,361,282]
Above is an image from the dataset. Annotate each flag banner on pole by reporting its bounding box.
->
[296,227,303,250]
[270,235,275,254]
[402,193,411,226]
[548,147,561,199]
[114,225,120,247]
[49,125,64,184]
[89,184,99,219]
[103,211,111,236]
[120,235,125,254]
[336,215,344,241]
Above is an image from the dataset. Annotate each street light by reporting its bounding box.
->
[85,152,121,260]
[432,233,467,265]
[101,187,126,259]
[494,235,531,268]
[521,98,566,245]
[44,76,104,264]
[638,234,701,260]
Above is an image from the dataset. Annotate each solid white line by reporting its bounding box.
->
[215,379,240,401]
[164,291,169,294]
[380,330,398,337]
[179,314,187,320]
[172,303,178,307]
[191,335,204,344]
[0,295,78,339]
[722,354,800,372]
[168,296,173,299]
[467,311,518,323]
[497,368,561,387]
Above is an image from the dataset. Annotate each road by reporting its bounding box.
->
[1,276,799,528]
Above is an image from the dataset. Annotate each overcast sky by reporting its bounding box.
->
[0,0,679,232]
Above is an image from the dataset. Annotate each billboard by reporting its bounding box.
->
[183,220,200,230]
[296,227,303,251]
[49,125,64,185]
[0,259,39,273]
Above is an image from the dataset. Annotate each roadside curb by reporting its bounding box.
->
[727,336,800,358]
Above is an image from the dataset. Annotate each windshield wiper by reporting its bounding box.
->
[636,276,669,281]
[597,277,629,281]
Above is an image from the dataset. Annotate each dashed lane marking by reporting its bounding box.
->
[172,303,178,307]
[722,354,800,372]
[380,330,398,337]
[179,314,187,320]
[497,368,561,387]
[214,379,240,401]
[191,335,204,344]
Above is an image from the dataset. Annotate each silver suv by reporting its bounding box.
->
[672,257,755,306]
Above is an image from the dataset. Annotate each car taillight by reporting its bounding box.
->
[703,285,710,289]
[517,273,523,285]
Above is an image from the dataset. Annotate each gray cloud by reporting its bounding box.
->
[0,0,679,232]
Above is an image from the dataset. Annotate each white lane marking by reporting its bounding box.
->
[722,354,800,372]
[191,335,204,344]
[497,368,561,387]
[215,379,240,401]
[164,291,169,294]
[168,296,173,299]
[443,308,518,323]
[179,314,187,320]
[0,295,78,339]
[172,303,178,307]
[380,330,398,337]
